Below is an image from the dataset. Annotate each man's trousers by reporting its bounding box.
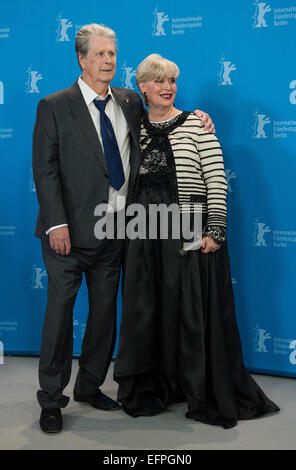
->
[37,236,124,409]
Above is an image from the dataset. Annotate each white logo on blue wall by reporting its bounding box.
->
[0,27,10,39]
[253,219,271,246]
[253,1,271,28]
[254,326,271,352]
[0,341,3,365]
[218,56,236,86]
[26,66,43,94]
[289,340,296,365]
[290,80,296,104]
[253,107,296,139]
[225,169,236,193]
[121,63,136,90]
[32,265,47,289]
[252,111,271,138]
[56,14,73,42]
[73,319,79,339]
[0,81,3,104]
[152,7,169,36]
[28,168,36,193]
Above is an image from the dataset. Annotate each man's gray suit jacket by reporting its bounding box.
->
[33,81,144,248]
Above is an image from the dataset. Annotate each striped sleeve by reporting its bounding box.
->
[191,116,228,230]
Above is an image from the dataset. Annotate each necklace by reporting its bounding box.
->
[150,112,183,125]
[148,108,181,123]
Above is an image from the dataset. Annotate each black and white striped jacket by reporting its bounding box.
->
[140,113,227,240]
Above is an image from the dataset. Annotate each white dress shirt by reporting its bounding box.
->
[47,77,131,234]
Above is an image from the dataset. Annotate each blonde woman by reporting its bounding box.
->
[114,54,279,428]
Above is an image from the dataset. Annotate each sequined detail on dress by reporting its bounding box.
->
[203,225,226,244]
[131,112,189,204]
[139,114,182,176]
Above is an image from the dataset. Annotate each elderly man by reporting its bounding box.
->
[33,23,214,433]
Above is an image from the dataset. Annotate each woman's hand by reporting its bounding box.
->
[200,236,220,254]
[194,110,215,134]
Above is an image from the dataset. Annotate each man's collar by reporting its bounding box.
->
[78,76,114,105]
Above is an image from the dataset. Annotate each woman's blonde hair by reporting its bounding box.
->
[136,53,180,87]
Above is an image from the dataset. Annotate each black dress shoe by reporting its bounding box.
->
[39,408,63,433]
[73,390,121,410]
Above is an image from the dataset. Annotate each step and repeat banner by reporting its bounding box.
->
[0,0,295,377]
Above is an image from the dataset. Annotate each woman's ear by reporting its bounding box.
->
[138,82,146,95]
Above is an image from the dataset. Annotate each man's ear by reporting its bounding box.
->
[78,53,85,71]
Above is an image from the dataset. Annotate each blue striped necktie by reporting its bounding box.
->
[93,95,125,191]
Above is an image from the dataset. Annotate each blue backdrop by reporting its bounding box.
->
[0,0,295,377]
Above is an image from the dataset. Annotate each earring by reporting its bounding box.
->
[143,92,149,107]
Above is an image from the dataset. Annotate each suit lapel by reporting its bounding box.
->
[111,87,142,182]
[68,82,108,173]
[67,83,141,175]
[111,87,139,144]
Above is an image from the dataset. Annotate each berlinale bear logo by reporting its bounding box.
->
[56,14,73,42]
[254,326,271,352]
[252,111,271,139]
[218,56,236,86]
[253,220,271,247]
[26,66,43,94]
[152,8,169,36]
[32,265,47,289]
[253,1,272,28]
[121,63,137,90]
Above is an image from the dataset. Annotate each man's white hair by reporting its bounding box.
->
[75,23,117,68]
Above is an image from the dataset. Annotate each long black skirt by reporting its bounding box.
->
[114,181,279,428]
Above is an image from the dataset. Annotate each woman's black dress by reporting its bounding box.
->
[113,113,279,428]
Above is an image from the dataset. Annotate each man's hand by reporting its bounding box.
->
[194,109,215,134]
[49,226,71,256]
[200,236,220,254]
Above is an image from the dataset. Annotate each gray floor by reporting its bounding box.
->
[0,356,295,450]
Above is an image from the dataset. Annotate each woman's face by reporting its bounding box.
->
[140,76,177,109]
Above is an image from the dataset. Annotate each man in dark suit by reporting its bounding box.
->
[33,23,214,433]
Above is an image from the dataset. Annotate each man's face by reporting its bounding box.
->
[79,35,116,91]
